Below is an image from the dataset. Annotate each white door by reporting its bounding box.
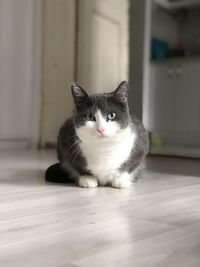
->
[149,63,174,133]
[149,61,200,148]
[174,61,200,133]
[173,61,200,146]
[77,0,129,93]
[0,0,42,148]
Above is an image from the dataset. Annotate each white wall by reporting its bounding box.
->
[180,9,200,53]
[151,3,179,47]
[152,4,200,52]
[0,0,42,148]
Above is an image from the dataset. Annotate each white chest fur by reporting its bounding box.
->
[78,127,136,184]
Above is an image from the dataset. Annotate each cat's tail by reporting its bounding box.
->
[45,163,74,183]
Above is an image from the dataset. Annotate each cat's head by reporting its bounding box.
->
[71,81,131,141]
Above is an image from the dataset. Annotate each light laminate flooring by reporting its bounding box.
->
[0,150,200,267]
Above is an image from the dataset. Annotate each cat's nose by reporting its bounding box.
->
[97,127,105,135]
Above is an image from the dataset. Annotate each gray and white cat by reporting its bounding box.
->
[45,81,149,189]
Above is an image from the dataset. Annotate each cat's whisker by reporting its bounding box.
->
[63,140,79,158]
[68,144,79,159]
[71,147,81,164]
[67,143,80,159]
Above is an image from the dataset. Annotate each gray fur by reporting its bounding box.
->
[57,81,149,183]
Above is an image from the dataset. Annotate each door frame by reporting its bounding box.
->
[30,0,43,148]
[129,0,152,121]
[41,0,76,147]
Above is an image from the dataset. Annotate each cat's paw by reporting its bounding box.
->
[112,173,131,189]
[78,176,98,188]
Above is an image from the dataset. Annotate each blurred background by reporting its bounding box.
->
[0,0,200,158]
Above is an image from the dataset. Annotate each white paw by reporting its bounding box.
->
[78,176,98,188]
[112,173,131,189]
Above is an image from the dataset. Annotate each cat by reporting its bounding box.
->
[45,81,149,189]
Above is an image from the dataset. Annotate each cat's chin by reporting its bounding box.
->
[98,134,108,138]
[97,134,114,139]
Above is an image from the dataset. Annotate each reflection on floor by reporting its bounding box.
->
[1,150,200,267]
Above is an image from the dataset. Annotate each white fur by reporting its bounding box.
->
[78,175,98,188]
[111,172,131,189]
[76,110,136,187]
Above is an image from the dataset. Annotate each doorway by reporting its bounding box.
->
[0,0,42,149]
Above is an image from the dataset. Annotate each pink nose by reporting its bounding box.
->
[97,127,105,134]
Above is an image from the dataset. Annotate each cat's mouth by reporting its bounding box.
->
[96,131,108,138]
[98,134,107,138]
[97,132,113,139]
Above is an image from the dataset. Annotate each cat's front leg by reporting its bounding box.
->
[78,175,98,188]
[111,172,131,189]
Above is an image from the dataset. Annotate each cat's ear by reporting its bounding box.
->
[112,81,128,103]
[71,83,89,106]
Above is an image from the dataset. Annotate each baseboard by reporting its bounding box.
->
[150,145,200,159]
[0,139,30,149]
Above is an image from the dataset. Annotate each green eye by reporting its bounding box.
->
[86,113,96,121]
[107,112,116,121]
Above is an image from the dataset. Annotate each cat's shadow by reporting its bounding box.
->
[0,168,122,189]
[0,167,77,187]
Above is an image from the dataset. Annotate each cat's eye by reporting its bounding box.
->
[86,113,96,121]
[107,112,116,121]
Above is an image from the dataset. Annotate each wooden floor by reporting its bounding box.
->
[1,150,200,267]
